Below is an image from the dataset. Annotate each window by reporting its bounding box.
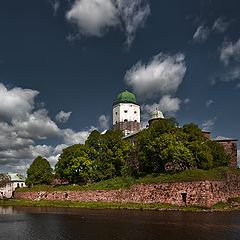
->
[124,119,128,122]
[115,121,117,124]
[124,110,128,113]
[134,120,137,122]
[115,112,118,115]
[134,111,137,114]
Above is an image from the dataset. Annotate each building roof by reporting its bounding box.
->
[150,109,164,120]
[7,173,26,182]
[115,90,137,104]
[213,136,238,142]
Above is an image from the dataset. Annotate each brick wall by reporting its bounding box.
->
[14,173,240,207]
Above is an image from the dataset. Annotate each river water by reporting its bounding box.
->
[0,206,240,240]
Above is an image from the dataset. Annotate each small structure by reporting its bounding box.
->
[148,108,165,128]
[0,173,26,199]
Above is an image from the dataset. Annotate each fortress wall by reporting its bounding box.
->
[14,173,240,207]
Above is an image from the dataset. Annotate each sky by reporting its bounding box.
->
[0,0,240,174]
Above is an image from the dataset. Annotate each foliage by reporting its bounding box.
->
[53,117,233,184]
[55,144,95,184]
[0,173,11,188]
[86,130,133,180]
[26,156,53,186]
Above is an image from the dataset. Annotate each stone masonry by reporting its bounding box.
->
[15,173,240,207]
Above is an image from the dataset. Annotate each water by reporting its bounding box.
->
[0,206,240,240]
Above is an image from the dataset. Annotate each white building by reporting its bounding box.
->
[0,173,26,199]
[112,90,141,136]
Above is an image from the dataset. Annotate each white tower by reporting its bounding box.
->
[112,90,140,136]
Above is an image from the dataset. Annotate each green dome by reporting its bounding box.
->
[116,90,137,104]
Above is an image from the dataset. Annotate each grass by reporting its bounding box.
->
[16,167,240,193]
[1,198,240,212]
[0,199,209,211]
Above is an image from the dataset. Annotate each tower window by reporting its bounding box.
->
[124,119,128,122]
[115,112,118,115]
[134,120,137,122]
[115,121,117,124]
[134,111,137,114]
[124,110,128,113]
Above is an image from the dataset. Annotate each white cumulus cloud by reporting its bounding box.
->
[55,110,72,123]
[0,83,38,120]
[66,0,119,37]
[66,0,150,47]
[125,53,186,99]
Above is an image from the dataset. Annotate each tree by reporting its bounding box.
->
[0,173,11,188]
[138,133,195,174]
[207,140,230,168]
[26,156,53,186]
[55,144,95,184]
[86,130,132,180]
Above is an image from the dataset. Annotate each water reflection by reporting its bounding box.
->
[0,206,240,240]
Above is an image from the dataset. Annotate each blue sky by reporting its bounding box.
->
[0,0,240,174]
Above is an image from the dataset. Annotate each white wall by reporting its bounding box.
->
[113,103,140,125]
[0,181,26,199]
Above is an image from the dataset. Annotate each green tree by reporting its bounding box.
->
[86,130,132,180]
[26,156,53,186]
[55,144,95,184]
[138,133,195,174]
[207,140,230,168]
[0,173,11,188]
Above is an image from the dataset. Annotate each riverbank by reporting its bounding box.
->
[1,198,240,212]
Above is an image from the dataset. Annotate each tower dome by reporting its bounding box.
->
[116,90,136,104]
[148,108,165,128]
[151,109,164,120]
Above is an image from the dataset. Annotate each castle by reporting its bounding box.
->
[112,90,238,168]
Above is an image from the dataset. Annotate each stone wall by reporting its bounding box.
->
[216,140,238,168]
[14,173,240,207]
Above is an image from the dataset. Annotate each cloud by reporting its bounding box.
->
[61,127,95,145]
[220,38,240,66]
[0,82,99,174]
[158,95,181,114]
[66,0,150,47]
[212,17,230,33]
[49,0,60,16]
[183,98,190,104]
[0,83,38,120]
[193,25,210,43]
[55,110,72,123]
[212,67,240,85]
[116,0,150,47]
[206,99,214,108]
[201,117,217,131]
[12,109,60,140]
[98,114,110,130]
[66,0,119,37]
[125,53,186,99]
[141,95,181,126]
